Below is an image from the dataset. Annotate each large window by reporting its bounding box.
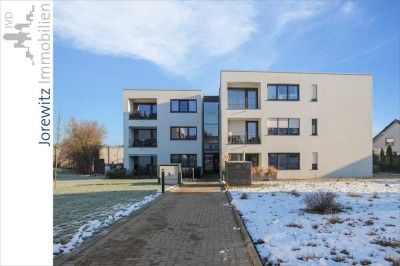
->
[130,103,157,120]
[267,118,300,135]
[268,153,300,170]
[228,88,258,109]
[132,129,157,147]
[171,127,197,140]
[171,154,197,167]
[170,99,197,113]
[267,84,299,101]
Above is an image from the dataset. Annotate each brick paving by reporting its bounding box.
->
[56,180,252,266]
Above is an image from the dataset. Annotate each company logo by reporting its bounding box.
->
[3,5,35,65]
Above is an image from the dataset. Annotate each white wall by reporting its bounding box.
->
[373,121,400,154]
[123,89,203,171]
[220,71,373,178]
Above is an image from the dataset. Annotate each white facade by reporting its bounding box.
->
[220,71,373,178]
[373,119,400,154]
[123,89,203,173]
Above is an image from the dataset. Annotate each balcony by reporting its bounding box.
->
[227,88,258,109]
[131,138,157,148]
[228,132,260,144]
[129,111,157,120]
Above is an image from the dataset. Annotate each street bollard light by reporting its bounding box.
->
[161,169,165,193]
[192,168,194,182]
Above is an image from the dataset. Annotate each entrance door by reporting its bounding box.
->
[204,153,219,173]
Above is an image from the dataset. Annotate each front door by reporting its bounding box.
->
[204,153,219,173]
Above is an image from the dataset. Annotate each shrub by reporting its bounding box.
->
[297,252,316,261]
[302,192,343,214]
[385,255,400,266]
[251,166,265,177]
[240,193,249,200]
[266,166,278,175]
[360,259,372,265]
[347,192,361,198]
[371,237,400,248]
[106,168,128,179]
[290,190,301,197]
[286,222,304,228]
[327,214,343,224]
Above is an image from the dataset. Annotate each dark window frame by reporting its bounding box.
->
[246,121,260,143]
[267,84,300,101]
[170,154,198,167]
[227,88,258,109]
[170,99,197,113]
[268,153,300,170]
[312,119,318,135]
[245,153,259,167]
[267,118,300,135]
[170,126,197,140]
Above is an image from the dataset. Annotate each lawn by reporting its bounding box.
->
[54,176,173,254]
[229,178,400,265]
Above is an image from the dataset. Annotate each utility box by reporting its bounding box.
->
[225,161,252,186]
[158,164,181,185]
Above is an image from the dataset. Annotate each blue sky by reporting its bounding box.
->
[54,1,400,145]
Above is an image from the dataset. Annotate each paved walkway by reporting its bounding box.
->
[56,181,252,266]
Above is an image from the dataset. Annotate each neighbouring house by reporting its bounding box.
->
[99,145,124,164]
[123,70,372,178]
[373,119,400,155]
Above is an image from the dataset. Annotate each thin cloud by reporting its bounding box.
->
[54,1,256,75]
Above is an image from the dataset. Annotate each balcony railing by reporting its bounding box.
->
[228,98,257,109]
[131,138,157,147]
[129,111,157,120]
[228,133,260,144]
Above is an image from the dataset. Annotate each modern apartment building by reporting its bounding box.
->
[123,70,372,178]
[123,89,203,175]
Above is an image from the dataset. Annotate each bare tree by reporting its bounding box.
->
[63,118,107,174]
[53,111,64,190]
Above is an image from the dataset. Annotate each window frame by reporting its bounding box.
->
[170,126,197,140]
[170,154,197,167]
[267,118,300,136]
[267,84,299,101]
[227,88,258,109]
[170,99,197,113]
[268,153,300,170]
[312,119,318,135]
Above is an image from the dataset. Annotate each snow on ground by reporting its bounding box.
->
[230,179,400,265]
[53,193,161,254]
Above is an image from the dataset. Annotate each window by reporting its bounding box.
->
[171,154,197,167]
[267,118,300,135]
[312,152,318,170]
[267,84,299,101]
[245,153,259,166]
[311,84,317,101]
[386,137,394,146]
[229,153,243,161]
[228,88,258,109]
[132,129,157,147]
[130,103,157,120]
[246,121,260,144]
[170,99,197,112]
[312,119,318,135]
[170,127,197,140]
[268,153,300,170]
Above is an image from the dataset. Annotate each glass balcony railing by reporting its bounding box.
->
[129,111,157,120]
[131,138,157,147]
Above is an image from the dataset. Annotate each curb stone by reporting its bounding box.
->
[224,188,263,266]
[54,186,179,266]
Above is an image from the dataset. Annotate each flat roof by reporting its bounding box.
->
[220,70,372,76]
[123,88,202,92]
